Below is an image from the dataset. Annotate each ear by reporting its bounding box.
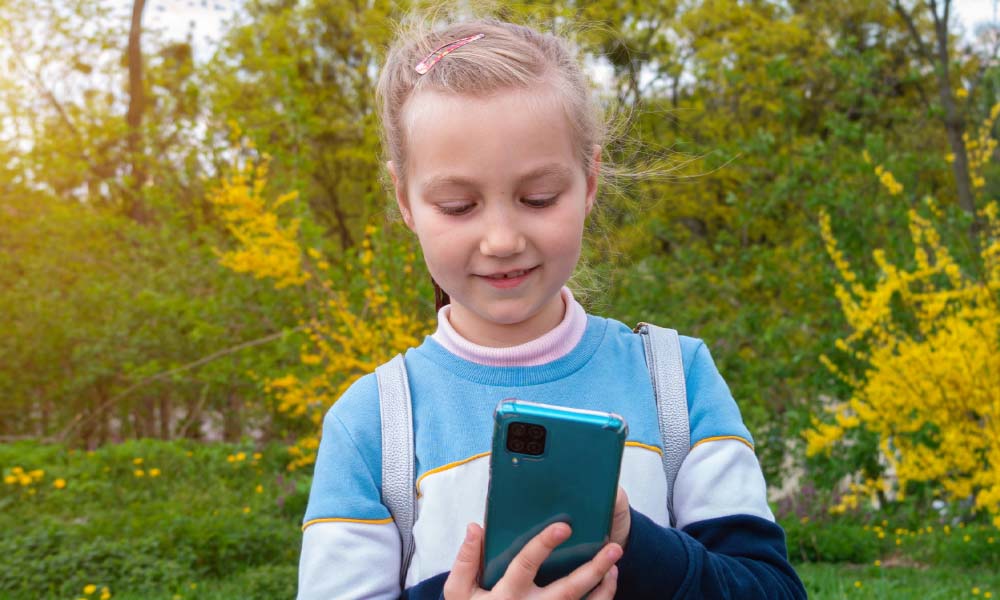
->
[584,144,601,216]
[388,160,415,230]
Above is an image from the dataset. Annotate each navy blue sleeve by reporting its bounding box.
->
[398,509,805,599]
[399,573,447,599]
[616,508,806,599]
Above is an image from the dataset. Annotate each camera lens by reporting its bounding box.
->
[528,425,544,440]
[511,423,527,437]
[526,442,542,454]
[510,439,526,452]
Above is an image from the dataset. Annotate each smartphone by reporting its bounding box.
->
[481,399,628,589]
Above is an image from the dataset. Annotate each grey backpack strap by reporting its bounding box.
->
[375,353,416,588]
[635,322,690,527]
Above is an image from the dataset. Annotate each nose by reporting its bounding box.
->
[479,206,526,258]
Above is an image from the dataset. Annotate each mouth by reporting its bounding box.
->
[478,266,538,288]
[482,266,537,280]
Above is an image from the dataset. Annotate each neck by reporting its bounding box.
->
[447,291,566,347]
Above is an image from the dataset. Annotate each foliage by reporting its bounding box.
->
[0,439,305,599]
[207,136,432,469]
[804,110,1000,525]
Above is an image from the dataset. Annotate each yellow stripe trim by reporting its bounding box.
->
[416,451,492,498]
[625,441,663,455]
[301,516,393,531]
[692,435,754,452]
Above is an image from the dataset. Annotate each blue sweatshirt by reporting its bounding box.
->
[298,315,805,599]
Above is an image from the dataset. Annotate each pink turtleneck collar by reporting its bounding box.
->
[430,287,588,367]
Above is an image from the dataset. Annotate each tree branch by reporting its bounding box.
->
[56,326,304,442]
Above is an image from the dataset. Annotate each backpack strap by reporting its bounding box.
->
[634,322,690,527]
[375,353,416,589]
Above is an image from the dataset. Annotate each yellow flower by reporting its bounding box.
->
[134,469,145,477]
[243,506,251,514]
[974,588,981,595]
[956,87,969,99]
[226,454,235,463]
[255,484,263,494]
[84,584,97,595]
[253,453,262,461]
[100,587,110,600]
[3,475,15,485]
[854,581,862,588]
[28,469,44,480]
[133,458,143,465]
[54,478,66,489]
[873,560,881,567]
[149,468,161,478]
[236,452,246,461]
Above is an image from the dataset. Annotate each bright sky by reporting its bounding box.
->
[953,0,1000,35]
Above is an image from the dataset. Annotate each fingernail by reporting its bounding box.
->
[464,524,474,543]
[552,523,571,540]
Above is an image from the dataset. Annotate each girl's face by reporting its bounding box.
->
[390,86,599,347]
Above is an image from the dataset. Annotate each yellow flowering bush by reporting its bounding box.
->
[806,124,1000,525]
[208,131,432,471]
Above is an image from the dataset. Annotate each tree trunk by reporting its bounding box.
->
[126,0,148,223]
[931,2,976,219]
[222,389,242,442]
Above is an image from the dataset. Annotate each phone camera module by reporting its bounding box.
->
[506,421,546,456]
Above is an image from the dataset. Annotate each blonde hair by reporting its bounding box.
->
[376,14,605,195]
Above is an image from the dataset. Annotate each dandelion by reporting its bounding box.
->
[84,584,97,595]
[243,506,251,514]
[100,587,110,600]
[149,468,161,478]
[134,469,145,477]
[855,581,862,588]
[256,484,263,494]
[133,458,143,465]
[54,478,66,489]
[253,453,262,461]
[227,455,236,463]
[236,452,246,461]
[874,560,881,567]
[3,475,15,485]
[974,588,981,596]
[964,535,971,542]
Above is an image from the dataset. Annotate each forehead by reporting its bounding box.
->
[402,86,583,192]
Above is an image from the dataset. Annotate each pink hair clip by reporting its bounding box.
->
[414,33,485,75]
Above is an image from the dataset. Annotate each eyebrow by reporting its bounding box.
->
[419,163,575,195]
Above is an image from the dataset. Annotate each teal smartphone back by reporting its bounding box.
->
[481,399,627,589]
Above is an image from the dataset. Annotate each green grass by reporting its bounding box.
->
[798,562,1000,599]
[2,439,998,599]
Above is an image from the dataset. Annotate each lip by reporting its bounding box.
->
[478,266,538,289]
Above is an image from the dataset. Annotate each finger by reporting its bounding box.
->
[585,565,619,600]
[500,522,572,589]
[610,487,631,548]
[443,523,483,598]
[549,543,623,599]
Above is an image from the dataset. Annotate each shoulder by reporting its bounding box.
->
[598,316,710,374]
[601,317,753,448]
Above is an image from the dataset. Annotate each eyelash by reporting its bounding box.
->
[435,196,559,216]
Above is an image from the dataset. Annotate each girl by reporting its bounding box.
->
[298,15,806,600]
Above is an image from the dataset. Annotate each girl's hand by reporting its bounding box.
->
[609,486,631,549]
[443,522,621,600]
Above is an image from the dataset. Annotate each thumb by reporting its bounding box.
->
[444,523,483,598]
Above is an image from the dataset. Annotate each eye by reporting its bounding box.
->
[522,196,558,208]
[435,202,474,216]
